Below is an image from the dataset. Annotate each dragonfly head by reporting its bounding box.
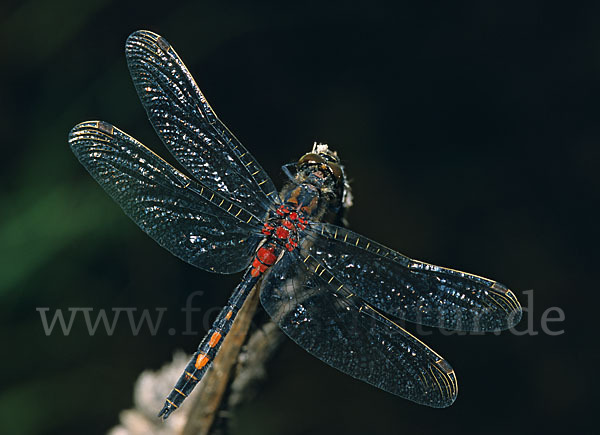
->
[298,142,343,182]
[296,143,353,223]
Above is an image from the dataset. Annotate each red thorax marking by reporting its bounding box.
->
[253,205,307,276]
[275,227,289,239]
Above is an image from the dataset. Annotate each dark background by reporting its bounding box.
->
[0,1,595,434]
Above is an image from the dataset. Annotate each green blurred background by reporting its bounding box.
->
[0,1,595,434]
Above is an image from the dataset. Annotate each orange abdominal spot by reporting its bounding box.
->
[195,353,210,369]
[209,332,222,347]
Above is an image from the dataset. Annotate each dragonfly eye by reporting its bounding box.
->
[299,153,343,182]
[298,153,325,165]
[327,162,343,181]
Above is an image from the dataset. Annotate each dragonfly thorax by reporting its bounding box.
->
[251,205,306,277]
[261,206,306,248]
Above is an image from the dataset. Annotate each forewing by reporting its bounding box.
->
[125,30,279,217]
[260,252,457,407]
[303,223,522,331]
[69,121,264,274]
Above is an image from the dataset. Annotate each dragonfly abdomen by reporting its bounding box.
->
[158,270,259,419]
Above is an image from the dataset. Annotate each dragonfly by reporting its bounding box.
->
[69,30,522,420]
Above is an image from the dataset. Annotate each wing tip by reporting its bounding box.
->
[499,287,523,329]
[68,120,94,144]
[69,120,114,138]
[126,29,159,44]
[486,282,523,330]
[432,358,458,407]
[126,30,170,53]
[506,303,523,329]
[412,358,458,408]
[68,121,117,157]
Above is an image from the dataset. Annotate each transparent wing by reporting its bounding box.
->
[125,30,279,218]
[69,120,265,274]
[260,252,458,407]
[302,223,522,331]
